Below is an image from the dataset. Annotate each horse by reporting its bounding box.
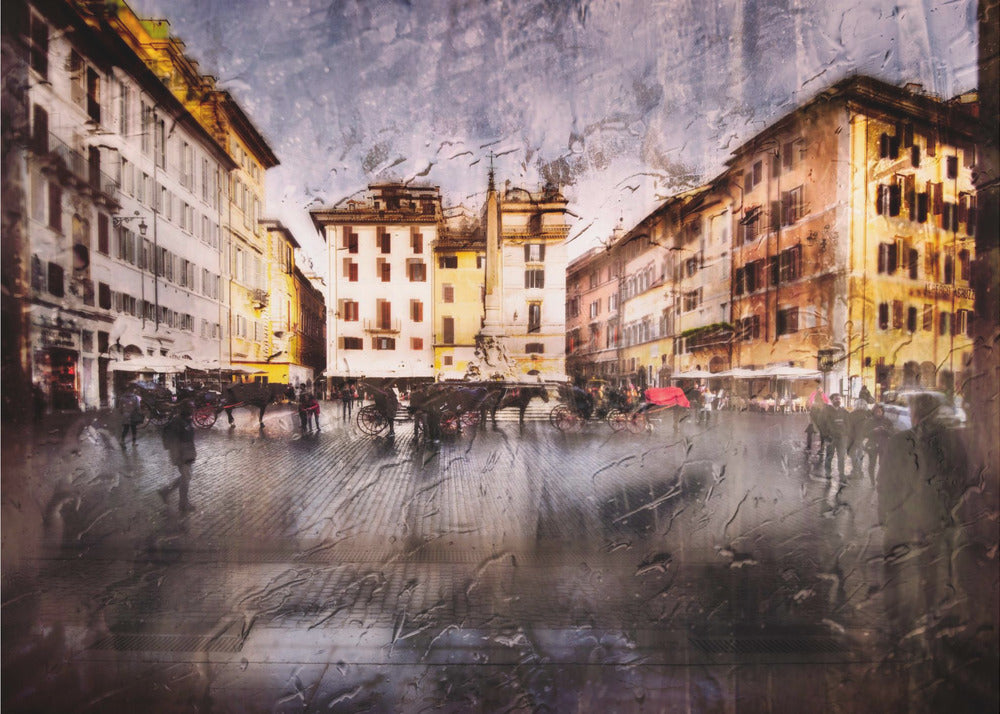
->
[221,382,289,427]
[484,384,550,427]
[408,384,492,442]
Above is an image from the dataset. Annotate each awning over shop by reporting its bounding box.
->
[671,369,715,379]
[109,356,191,373]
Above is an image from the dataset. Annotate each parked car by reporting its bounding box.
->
[879,390,967,431]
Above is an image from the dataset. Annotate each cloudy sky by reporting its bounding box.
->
[127,0,978,270]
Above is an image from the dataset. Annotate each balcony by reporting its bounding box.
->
[250,288,269,310]
[37,132,119,208]
[363,318,400,334]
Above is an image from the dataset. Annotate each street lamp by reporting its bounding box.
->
[112,210,148,236]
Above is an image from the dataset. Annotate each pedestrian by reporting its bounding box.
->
[862,403,893,486]
[299,391,320,432]
[340,382,354,421]
[846,400,871,478]
[158,400,197,514]
[877,392,970,652]
[118,389,144,447]
[373,383,399,437]
[822,393,849,479]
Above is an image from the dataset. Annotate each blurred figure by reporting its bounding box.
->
[158,400,197,514]
[118,389,143,447]
[340,382,354,421]
[858,383,875,405]
[373,383,399,437]
[877,392,970,651]
[298,391,320,432]
[823,394,849,479]
[862,404,894,486]
[847,400,870,478]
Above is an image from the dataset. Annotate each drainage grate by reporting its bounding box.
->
[89,633,243,653]
[689,636,846,655]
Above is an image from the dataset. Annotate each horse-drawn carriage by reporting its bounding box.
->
[548,383,633,432]
[121,382,222,429]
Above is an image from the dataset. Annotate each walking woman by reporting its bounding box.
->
[158,400,197,514]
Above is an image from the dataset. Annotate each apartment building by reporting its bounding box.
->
[433,207,485,379]
[494,183,570,379]
[8,0,236,410]
[311,183,441,390]
[255,220,324,387]
[728,76,977,397]
[565,242,620,383]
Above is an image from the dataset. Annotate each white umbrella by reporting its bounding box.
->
[671,369,715,379]
[110,356,189,373]
[761,365,823,379]
[714,368,760,378]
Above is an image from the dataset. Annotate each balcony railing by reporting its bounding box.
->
[363,318,401,334]
[38,132,119,203]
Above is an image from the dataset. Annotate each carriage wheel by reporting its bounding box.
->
[459,410,480,428]
[626,411,649,434]
[356,404,387,435]
[606,409,628,432]
[193,405,218,429]
[550,405,579,432]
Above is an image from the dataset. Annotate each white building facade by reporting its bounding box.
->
[312,183,442,388]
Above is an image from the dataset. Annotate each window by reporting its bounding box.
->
[31,104,48,153]
[911,144,921,168]
[443,284,454,303]
[958,309,973,337]
[379,231,391,253]
[925,250,940,281]
[438,255,457,269]
[782,141,795,170]
[907,306,918,333]
[777,307,799,335]
[86,67,100,123]
[739,315,761,341]
[879,132,900,159]
[779,245,801,282]
[958,250,970,282]
[876,183,901,216]
[476,254,485,269]
[442,317,454,344]
[739,209,759,243]
[878,302,889,330]
[892,300,903,330]
[47,262,64,297]
[528,303,542,333]
[342,300,358,321]
[589,271,598,289]
[443,355,453,366]
[347,261,358,282]
[525,343,544,354]
[407,261,426,282]
[97,214,109,255]
[374,337,396,350]
[98,282,111,309]
[683,289,701,312]
[525,244,546,262]
[944,254,954,284]
[939,311,951,336]
[377,259,390,282]
[525,269,545,289]
[941,203,959,232]
[411,232,423,253]
[341,229,358,254]
[782,186,804,224]
[410,300,423,322]
[377,300,392,329]
[411,337,424,350]
[877,242,898,274]
[48,182,62,231]
[28,11,48,77]
[946,155,958,179]
[342,337,363,350]
[745,160,763,191]
[589,300,600,319]
[923,304,934,331]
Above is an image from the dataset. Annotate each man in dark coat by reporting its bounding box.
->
[877,392,969,649]
[373,383,399,437]
[822,394,849,479]
[158,400,197,514]
[340,383,354,421]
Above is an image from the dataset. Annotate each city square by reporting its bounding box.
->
[3,400,996,711]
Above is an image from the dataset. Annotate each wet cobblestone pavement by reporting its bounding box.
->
[3,401,997,712]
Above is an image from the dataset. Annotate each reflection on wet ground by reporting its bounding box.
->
[2,407,997,712]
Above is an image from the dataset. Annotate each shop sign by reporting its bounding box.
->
[38,327,79,350]
[910,283,974,301]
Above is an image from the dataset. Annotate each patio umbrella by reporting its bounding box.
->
[671,369,715,379]
[760,365,823,379]
[714,368,760,378]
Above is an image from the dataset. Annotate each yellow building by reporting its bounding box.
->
[433,209,484,379]
[729,76,977,399]
[255,220,323,387]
